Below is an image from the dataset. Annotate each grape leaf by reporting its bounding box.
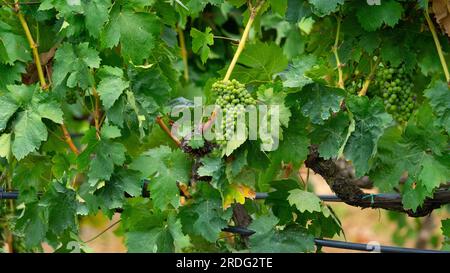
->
[12,111,48,160]
[0,93,19,131]
[402,179,431,212]
[266,180,299,224]
[310,112,351,159]
[53,43,100,89]
[344,96,392,177]
[269,0,288,16]
[222,183,256,209]
[191,197,232,242]
[257,83,291,128]
[190,27,214,63]
[122,199,191,253]
[356,0,404,31]
[278,55,317,90]
[232,41,288,83]
[424,80,450,133]
[103,8,161,64]
[308,0,344,17]
[130,146,191,210]
[184,0,224,15]
[97,66,130,109]
[15,202,48,248]
[271,112,310,168]
[0,63,26,89]
[297,83,345,125]
[287,189,322,213]
[0,133,11,159]
[84,0,112,38]
[101,124,121,139]
[248,213,315,253]
[80,139,126,183]
[128,65,173,118]
[41,182,77,235]
[197,156,223,177]
[0,30,31,64]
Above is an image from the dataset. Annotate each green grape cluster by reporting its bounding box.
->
[212,79,256,144]
[376,64,416,123]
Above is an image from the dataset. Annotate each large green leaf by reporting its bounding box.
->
[344,96,392,177]
[248,213,315,253]
[122,198,191,253]
[97,66,130,109]
[310,112,351,159]
[53,43,100,89]
[424,80,450,133]
[102,8,161,64]
[278,55,317,90]
[297,83,345,125]
[287,189,322,213]
[308,0,344,16]
[232,41,288,83]
[356,0,403,31]
[130,146,191,210]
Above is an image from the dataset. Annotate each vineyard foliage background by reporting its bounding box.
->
[0,0,449,252]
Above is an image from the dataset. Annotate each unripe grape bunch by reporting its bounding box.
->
[375,64,416,123]
[212,79,256,145]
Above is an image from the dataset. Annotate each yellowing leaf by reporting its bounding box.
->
[222,183,256,209]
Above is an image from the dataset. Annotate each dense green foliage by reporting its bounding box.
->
[0,0,449,252]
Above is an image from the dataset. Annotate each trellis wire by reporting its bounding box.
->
[2,188,450,205]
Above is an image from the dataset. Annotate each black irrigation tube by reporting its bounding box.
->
[222,227,449,253]
[313,238,447,253]
[2,188,450,253]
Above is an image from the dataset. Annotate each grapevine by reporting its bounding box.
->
[0,0,449,254]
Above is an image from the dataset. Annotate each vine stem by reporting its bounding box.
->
[223,1,264,81]
[91,74,101,140]
[93,88,101,139]
[61,125,80,155]
[156,116,182,147]
[332,16,344,89]
[14,2,80,155]
[358,58,381,96]
[14,2,48,90]
[424,8,450,84]
[177,25,189,82]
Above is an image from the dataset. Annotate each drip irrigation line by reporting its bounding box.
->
[313,238,447,254]
[222,227,449,253]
